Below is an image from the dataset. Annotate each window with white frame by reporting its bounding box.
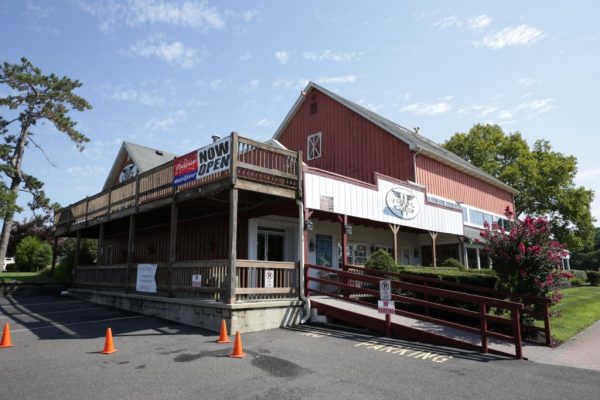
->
[307,132,322,160]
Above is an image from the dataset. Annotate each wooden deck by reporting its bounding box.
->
[54,133,302,235]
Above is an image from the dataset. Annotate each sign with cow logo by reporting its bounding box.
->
[386,187,420,220]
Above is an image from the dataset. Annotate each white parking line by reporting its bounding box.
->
[0,300,83,308]
[0,306,105,319]
[10,316,145,333]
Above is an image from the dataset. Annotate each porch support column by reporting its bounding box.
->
[429,231,438,268]
[476,248,481,270]
[227,187,238,304]
[168,203,178,297]
[457,235,465,269]
[74,229,81,268]
[463,246,469,269]
[338,214,349,298]
[125,214,136,291]
[95,223,105,290]
[389,224,400,263]
[51,236,58,275]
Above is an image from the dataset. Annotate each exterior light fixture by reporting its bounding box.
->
[305,219,314,231]
[344,224,353,235]
[309,239,315,252]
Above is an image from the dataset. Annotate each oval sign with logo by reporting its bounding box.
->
[386,187,420,220]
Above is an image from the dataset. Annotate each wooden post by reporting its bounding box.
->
[480,302,488,353]
[125,214,136,292]
[227,188,238,304]
[95,223,105,291]
[134,175,141,211]
[513,306,523,359]
[51,236,58,276]
[338,214,349,298]
[230,131,239,186]
[389,224,400,263]
[168,203,178,297]
[429,231,438,267]
[74,229,81,268]
[543,302,552,347]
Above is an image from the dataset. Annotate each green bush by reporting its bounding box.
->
[15,236,52,272]
[400,266,499,289]
[569,277,585,287]
[54,238,97,281]
[570,269,587,281]
[440,258,465,270]
[586,271,600,286]
[365,249,398,273]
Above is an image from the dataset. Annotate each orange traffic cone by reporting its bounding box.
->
[100,327,118,354]
[217,320,231,344]
[0,323,13,348]
[229,331,246,358]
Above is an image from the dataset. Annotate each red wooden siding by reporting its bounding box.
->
[416,155,513,215]
[278,89,415,185]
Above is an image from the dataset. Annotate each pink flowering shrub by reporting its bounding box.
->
[482,207,572,308]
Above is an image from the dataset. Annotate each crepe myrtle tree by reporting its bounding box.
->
[0,57,91,269]
[480,207,572,310]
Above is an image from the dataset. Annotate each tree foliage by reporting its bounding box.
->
[7,215,54,256]
[444,124,595,251]
[55,237,97,280]
[15,235,52,272]
[571,227,600,270]
[0,57,91,266]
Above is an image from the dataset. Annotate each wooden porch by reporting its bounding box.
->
[54,133,304,310]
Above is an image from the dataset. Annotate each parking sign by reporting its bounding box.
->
[379,280,391,301]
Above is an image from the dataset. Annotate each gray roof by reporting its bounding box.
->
[272,82,517,194]
[103,142,178,190]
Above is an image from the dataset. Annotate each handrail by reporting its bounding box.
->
[345,263,552,346]
[306,263,523,359]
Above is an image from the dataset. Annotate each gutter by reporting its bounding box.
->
[412,145,422,182]
[297,199,311,324]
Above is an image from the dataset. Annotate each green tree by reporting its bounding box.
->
[0,57,91,269]
[15,235,52,272]
[55,237,97,280]
[443,124,595,251]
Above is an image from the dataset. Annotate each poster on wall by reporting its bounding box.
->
[173,137,232,187]
[315,234,332,267]
[136,264,157,293]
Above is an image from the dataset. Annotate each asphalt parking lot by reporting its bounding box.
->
[1,295,599,400]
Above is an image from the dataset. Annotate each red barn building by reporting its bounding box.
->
[55,82,517,335]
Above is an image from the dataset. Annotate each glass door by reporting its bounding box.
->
[257,227,285,261]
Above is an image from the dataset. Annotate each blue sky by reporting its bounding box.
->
[1,0,599,225]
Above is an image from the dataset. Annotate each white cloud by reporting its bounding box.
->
[65,165,108,177]
[474,25,545,49]
[467,15,492,31]
[238,50,252,62]
[401,102,451,116]
[303,50,362,62]
[316,75,358,84]
[242,9,259,22]
[240,79,260,93]
[78,0,225,31]
[273,78,307,89]
[515,98,556,114]
[144,109,186,130]
[518,78,541,86]
[434,15,460,29]
[252,118,274,127]
[274,50,290,65]
[109,88,166,107]
[125,34,202,69]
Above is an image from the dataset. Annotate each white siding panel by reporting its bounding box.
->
[305,172,463,235]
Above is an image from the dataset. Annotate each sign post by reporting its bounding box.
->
[379,280,394,336]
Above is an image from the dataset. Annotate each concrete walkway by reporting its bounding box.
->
[312,296,600,371]
[523,319,600,371]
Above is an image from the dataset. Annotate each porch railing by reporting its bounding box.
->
[72,259,299,303]
[55,134,300,228]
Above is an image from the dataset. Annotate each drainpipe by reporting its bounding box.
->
[297,199,311,324]
[412,146,422,183]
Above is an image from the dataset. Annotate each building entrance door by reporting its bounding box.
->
[257,227,285,261]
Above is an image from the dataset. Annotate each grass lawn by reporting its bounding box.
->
[0,271,69,284]
[547,286,600,342]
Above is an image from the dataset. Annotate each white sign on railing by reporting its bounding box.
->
[378,300,395,315]
[192,274,202,288]
[265,269,274,288]
[136,264,157,293]
[380,279,391,301]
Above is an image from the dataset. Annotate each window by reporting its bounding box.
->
[307,132,322,160]
[338,242,369,265]
[469,209,484,226]
[257,227,285,262]
[461,206,469,222]
[483,213,494,226]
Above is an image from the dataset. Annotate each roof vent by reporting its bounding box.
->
[211,135,221,143]
[155,150,164,156]
[413,127,420,136]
